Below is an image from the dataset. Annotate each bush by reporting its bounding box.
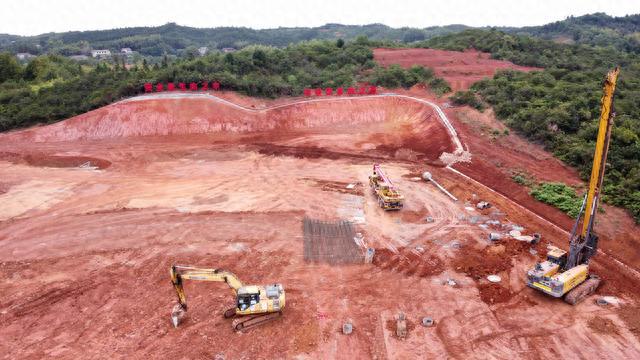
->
[530,182,583,218]
[449,90,485,110]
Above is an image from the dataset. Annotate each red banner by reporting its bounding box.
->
[303,88,312,97]
[156,83,164,92]
[144,83,153,93]
[189,82,197,91]
[325,88,333,96]
[179,82,186,91]
[336,87,344,96]
[201,82,209,91]
[167,82,175,91]
[314,88,322,96]
[347,87,355,95]
[368,86,377,95]
[358,87,366,95]
[212,81,220,91]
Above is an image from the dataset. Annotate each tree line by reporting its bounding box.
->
[0,38,450,132]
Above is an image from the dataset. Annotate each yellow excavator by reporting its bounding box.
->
[527,67,619,305]
[170,265,285,331]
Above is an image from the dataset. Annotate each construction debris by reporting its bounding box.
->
[365,248,375,263]
[489,233,502,241]
[425,216,435,223]
[396,313,407,339]
[421,317,434,327]
[476,201,491,210]
[422,171,458,201]
[342,322,353,335]
[531,233,541,244]
[596,296,621,306]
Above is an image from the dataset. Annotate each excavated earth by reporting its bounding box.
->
[374,48,541,92]
[1,50,639,359]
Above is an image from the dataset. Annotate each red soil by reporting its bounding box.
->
[1,89,639,359]
[374,48,540,91]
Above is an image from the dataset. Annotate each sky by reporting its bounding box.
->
[1,0,639,36]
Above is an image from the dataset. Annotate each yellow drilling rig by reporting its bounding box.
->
[526,67,619,305]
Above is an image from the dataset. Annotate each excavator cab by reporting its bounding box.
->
[237,286,260,311]
[546,246,568,268]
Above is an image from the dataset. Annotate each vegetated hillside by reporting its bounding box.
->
[506,13,640,53]
[424,29,640,221]
[1,23,469,56]
[0,38,449,131]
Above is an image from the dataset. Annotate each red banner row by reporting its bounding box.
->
[143,81,221,93]
[142,82,378,97]
[304,86,377,97]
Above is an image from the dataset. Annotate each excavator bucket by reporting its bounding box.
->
[171,304,186,328]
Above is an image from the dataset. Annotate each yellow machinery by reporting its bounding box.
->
[527,68,619,304]
[170,265,285,331]
[369,164,404,210]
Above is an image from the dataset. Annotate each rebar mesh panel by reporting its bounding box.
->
[303,217,364,264]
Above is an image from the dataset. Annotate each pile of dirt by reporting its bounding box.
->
[587,316,620,335]
[373,247,444,277]
[452,247,509,280]
[477,283,514,305]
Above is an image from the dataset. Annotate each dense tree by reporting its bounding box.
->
[0,52,22,83]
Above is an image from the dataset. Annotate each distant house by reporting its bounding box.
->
[198,47,208,56]
[69,55,89,61]
[91,49,111,58]
[221,47,236,53]
[121,48,133,55]
[16,53,35,60]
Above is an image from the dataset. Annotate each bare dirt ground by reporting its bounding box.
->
[1,83,639,359]
[374,48,541,92]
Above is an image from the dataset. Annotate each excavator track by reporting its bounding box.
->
[223,307,236,319]
[564,275,601,305]
[232,311,282,332]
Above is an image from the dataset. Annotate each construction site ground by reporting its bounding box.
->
[1,49,639,359]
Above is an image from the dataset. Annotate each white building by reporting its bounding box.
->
[221,47,236,53]
[198,47,208,56]
[91,49,111,58]
[121,48,133,55]
[16,53,35,60]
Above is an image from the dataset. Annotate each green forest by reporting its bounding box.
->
[425,29,640,221]
[0,37,445,132]
[0,22,468,57]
